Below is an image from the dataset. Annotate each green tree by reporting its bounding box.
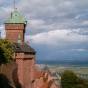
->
[0,39,14,65]
[61,70,78,88]
[61,70,88,88]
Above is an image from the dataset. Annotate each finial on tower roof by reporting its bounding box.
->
[5,0,27,24]
[14,0,16,10]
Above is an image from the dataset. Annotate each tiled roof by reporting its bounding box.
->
[5,9,27,24]
[13,43,36,54]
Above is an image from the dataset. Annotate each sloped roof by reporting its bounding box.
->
[5,9,27,24]
[13,43,36,54]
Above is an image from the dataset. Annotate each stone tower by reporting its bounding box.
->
[5,9,27,44]
[5,9,36,88]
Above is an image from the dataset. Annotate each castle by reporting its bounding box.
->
[4,9,59,88]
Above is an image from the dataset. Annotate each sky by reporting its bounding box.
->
[0,0,88,62]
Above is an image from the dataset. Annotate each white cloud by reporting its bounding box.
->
[17,0,75,19]
[59,1,74,8]
[72,49,88,52]
[0,7,13,22]
[0,25,5,39]
[82,20,88,25]
[26,29,88,46]
[75,15,81,19]
[29,19,45,30]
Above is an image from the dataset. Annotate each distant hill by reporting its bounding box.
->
[37,60,88,66]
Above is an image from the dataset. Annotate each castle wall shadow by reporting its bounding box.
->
[0,74,13,88]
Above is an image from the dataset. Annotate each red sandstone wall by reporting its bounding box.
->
[16,53,35,88]
[5,24,25,30]
[6,30,24,42]
[23,59,33,88]
[5,24,25,43]
[16,59,24,87]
